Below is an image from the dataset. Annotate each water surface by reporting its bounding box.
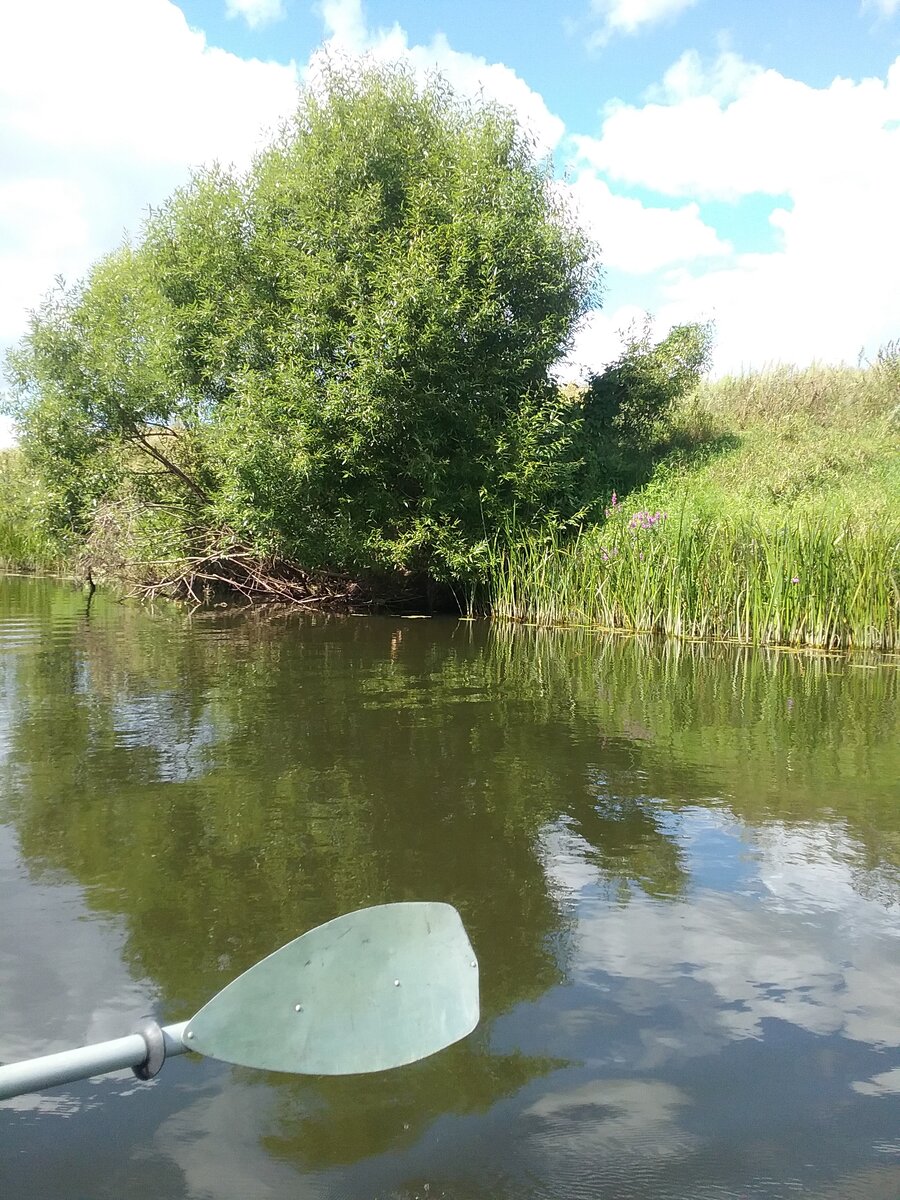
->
[1,577,898,1199]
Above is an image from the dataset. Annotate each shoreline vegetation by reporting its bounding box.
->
[3,354,898,653]
[1,64,897,653]
[492,357,900,653]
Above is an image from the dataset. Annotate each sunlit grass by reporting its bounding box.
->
[491,510,899,652]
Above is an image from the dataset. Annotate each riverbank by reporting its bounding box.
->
[489,359,900,652]
[3,358,898,650]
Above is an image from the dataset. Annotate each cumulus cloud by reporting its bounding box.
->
[576,50,900,201]
[543,814,900,1055]
[524,1078,699,1171]
[315,0,566,156]
[588,0,698,45]
[319,0,369,51]
[0,0,299,300]
[0,824,157,1081]
[0,179,90,350]
[572,49,900,372]
[0,1,298,172]
[565,172,730,273]
[557,305,661,382]
[157,1085,303,1200]
[225,0,286,28]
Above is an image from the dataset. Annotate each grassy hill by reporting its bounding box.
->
[491,356,900,652]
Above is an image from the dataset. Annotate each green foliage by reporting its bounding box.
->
[4,242,215,543]
[655,353,900,524]
[685,353,899,430]
[579,318,714,489]
[0,449,70,568]
[872,338,900,421]
[209,65,598,578]
[3,63,599,587]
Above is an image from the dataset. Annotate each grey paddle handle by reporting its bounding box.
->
[0,1020,189,1101]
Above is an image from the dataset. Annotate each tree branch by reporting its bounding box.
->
[127,431,211,504]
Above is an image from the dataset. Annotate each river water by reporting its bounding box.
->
[1,576,898,1199]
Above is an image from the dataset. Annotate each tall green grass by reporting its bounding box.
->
[491,511,898,651]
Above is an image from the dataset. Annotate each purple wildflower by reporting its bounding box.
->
[628,510,668,532]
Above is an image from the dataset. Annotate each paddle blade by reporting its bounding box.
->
[184,902,479,1075]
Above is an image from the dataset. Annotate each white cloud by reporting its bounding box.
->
[524,1078,699,1167]
[588,0,698,44]
[319,0,369,51]
[404,34,565,156]
[572,50,900,373]
[156,1084,304,1200]
[0,179,89,345]
[558,304,658,382]
[554,175,727,380]
[650,46,763,104]
[225,0,286,28]
[576,49,900,203]
[313,1,565,156]
[543,814,900,1056]
[0,1,298,172]
[853,1065,900,1097]
[565,171,730,273]
[866,0,900,16]
[0,824,157,1080]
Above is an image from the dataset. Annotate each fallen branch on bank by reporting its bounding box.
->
[81,505,431,610]
[130,543,366,608]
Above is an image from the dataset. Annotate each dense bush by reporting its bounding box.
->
[490,346,899,649]
[578,318,714,494]
[0,449,67,568]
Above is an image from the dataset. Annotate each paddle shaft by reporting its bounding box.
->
[0,1021,189,1101]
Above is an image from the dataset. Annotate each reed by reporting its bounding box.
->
[490,506,899,653]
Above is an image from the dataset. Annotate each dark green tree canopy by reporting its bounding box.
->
[5,62,601,585]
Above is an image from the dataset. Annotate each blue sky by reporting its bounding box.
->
[2,0,900,447]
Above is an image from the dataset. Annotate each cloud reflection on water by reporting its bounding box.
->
[543,811,900,1055]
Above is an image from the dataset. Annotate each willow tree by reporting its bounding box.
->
[5,63,600,588]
